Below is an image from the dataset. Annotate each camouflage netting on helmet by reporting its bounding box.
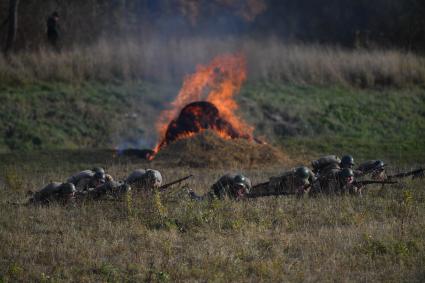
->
[153,130,293,168]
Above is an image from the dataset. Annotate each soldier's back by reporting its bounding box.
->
[357,160,377,171]
[126,169,147,184]
[34,182,62,200]
[31,182,75,205]
[67,170,94,185]
[211,174,235,199]
[85,180,131,200]
[315,169,341,195]
[312,155,341,174]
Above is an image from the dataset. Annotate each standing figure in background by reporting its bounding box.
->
[47,11,60,51]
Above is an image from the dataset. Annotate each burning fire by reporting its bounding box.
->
[151,53,256,158]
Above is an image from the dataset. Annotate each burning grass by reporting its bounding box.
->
[153,130,294,168]
[151,53,255,157]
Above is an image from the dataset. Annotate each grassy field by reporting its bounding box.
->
[242,83,425,163]
[1,81,424,163]
[2,38,425,88]
[1,40,424,281]
[1,39,424,161]
[0,82,174,151]
[0,153,424,282]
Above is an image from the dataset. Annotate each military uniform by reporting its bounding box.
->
[312,168,360,196]
[249,167,313,197]
[125,169,162,191]
[311,155,341,176]
[190,174,251,201]
[355,160,386,180]
[77,180,131,201]
[311,155,356,177]
[29,182,76,205]
[67,168,110,191]
[47,12,60,50]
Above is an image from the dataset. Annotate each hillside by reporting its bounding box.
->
[0,81,424,163]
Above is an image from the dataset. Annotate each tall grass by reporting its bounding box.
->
[0,159,424,282]
[1,37,425,87]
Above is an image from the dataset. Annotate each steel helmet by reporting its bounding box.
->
[233,174,252,193]
[295,166,310,180]
[341,155,355,168]
[60,183,76,194]
[339,168,354,178]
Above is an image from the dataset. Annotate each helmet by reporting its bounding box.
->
[116,183,131,194]
[94,171,106,181]
[339,168,354,179]
[295,167,310,180]
[374,160,385,168]
[341,155,355,168]
[92,167,105,175]
[233,174,251,192]
[60,183,76,195]
[145,169,163,187]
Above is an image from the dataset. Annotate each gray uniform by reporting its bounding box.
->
[250,169,311,197]
[311,155,341,176]
[67,170,95,190]
[313,169,360,196]
[189,174,251,201]
[210,174,252,199]
[29,182,76,205]
[125,169,163,190]
[67,169,109,191]
[355,160,386,179]
[77,180,131,201]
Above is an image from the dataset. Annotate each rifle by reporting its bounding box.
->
[6,201,24,206]
[386,168,424,179]
[159,175,194,192]
[357,164,386,177]
[252,181,270,189]
[353,180,397,187]
[248,183,312,199]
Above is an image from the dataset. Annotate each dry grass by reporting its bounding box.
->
[154,130,296,169]
[1,37,425,87]
[0,157,424,282]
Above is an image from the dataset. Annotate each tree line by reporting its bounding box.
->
[1,0,425,53]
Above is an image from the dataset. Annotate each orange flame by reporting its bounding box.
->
[152,53,254,154]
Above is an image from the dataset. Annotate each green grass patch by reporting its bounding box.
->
[242,82,425,163]
[0,81,424,163]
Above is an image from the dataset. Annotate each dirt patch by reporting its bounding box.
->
[153,130,293,168]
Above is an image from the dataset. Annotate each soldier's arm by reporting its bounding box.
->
[353,169,365,178]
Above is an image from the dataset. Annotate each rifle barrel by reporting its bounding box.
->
[387,168,424,179]
[355,180,397,186]
[252,181,270,189]
[159,175,194,192]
